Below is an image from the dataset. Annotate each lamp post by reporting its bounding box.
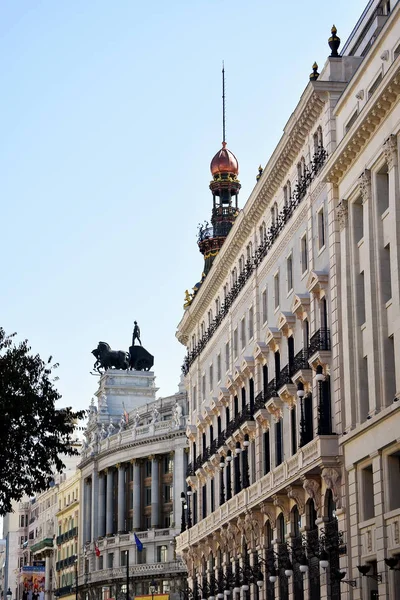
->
[149,579,157,600]
[219,456,225,505]
[180,492,186,533]
[186,489,192,528]
[6,589,12,600]
[74,556,78,600]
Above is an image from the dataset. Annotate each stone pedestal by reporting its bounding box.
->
[95,369,158,423]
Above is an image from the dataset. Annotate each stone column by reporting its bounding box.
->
[173,448,185,527]
[98,472,106,538]
[151,455,160,528]
[106,468,114,535]
[91,469,99,541]
[44,554,51,600]
[117,463,126,533]
[132,459,141,530]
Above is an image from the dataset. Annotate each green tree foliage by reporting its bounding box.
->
[0,328,85,515]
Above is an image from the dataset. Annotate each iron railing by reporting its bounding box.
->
[308,328,331,355]
[182,146,328,375]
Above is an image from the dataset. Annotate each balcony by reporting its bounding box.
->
[31,537,53,554]
[176,434,339,553]
[308,328,330,354]
[56,527,78,546]
[78,560,186,586]
[56,586,72,597]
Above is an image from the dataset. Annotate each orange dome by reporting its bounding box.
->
[210,142,239,176]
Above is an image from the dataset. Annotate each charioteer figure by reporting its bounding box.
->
[132,321,142,346]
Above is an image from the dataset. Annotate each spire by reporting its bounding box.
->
[222,61,226,145]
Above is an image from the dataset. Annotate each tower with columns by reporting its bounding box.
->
[78,371,188,600]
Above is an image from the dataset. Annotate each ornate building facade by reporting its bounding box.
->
[77,370,188,600]
[176,1,400,599]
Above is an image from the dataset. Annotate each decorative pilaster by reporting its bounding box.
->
[117,463,126,533]
[44,554,51,600]
[359,169,371,203]
[98,472,106,538]
[106,468,114,535]
[383,134,398,169]
[151,455,160,528]
[173,448,185,527]
[132,459,141,530]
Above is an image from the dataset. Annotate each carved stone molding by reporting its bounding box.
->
[359,169,371,204]
[266,398,283,422]
[254,342,269,364]
[260,501,277,530]
[291,293,310,321]
[306,270,329,298]
[254,408,270,430]
[383,134,398,170]
[287,485,306,515]
[302,477,321,514]
[277,311,296,337]
[336,198,348,231]
[241,356,255,378]
[265,327,282,352]
[321,466,342,509]
[272,494,290,521]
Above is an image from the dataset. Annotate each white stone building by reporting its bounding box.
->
[176,1,400,599]
[77,370,188,600]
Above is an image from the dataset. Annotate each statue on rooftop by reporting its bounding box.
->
[92,341,130,373]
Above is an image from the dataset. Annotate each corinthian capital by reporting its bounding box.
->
[383,134,398,170]
[359,169,371,204]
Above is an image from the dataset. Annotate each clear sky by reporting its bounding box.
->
[0,0,367,411]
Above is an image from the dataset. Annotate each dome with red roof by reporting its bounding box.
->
[210,142,239,176]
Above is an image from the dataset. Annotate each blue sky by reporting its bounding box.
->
[0,0,367,410]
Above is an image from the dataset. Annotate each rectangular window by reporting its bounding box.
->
[345,109,358,133]
[248,306,254,340]
[192,385,197,408]
[275,420,283,466]
[217,354,221,382]
[107,553,114,568]
[98,556,103,570]
[157,545,168,562]
[368,72,383,99]
[318,208,325,249]
[301,235,308,274]
[361,465,374,520]
[145,460,152,477]
[120,551,128,567]
[240,318,246,349]
[260,290,267,328]
[291,407,297,456]
[210,479,215,513]
[137,548,147,564]
[287,254,293,292]
[202,374,206,399]
[225,342,230,372]
[274,272,280,309]
[233,328,238,358]
[263,431,270,475]
[387,451,400,510]
[209,364,213,391]
[202,485,207,519]
[163,484,172,502]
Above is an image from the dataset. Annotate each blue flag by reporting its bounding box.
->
[134,532,143,551]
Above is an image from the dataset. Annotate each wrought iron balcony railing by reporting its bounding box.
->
[308,328,331,355]
[182,146,328,375]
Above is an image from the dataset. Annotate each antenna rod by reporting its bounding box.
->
[222,61,226,144]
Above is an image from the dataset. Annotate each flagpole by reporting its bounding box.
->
[126,549,129,600]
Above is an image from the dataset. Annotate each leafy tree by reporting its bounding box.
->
[0,328,85,515]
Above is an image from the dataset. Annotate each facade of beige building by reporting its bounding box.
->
[176,1,400,599]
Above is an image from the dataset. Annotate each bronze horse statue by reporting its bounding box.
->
[92,341,130,373]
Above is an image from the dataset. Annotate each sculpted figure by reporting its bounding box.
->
[119,413,127,433]
[99,423,107,440]
[151,406,160,424]
[132,321,142,346]
[107,420,116,437]
[133,410,141,428]
[173,401,183,427]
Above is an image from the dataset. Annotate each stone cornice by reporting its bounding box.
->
[176,85,332,345]
[324,59,400,185]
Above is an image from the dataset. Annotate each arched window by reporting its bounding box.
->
[208,309,213,326]
[232,268,238,285]
[215,297,220,314]
[287,180,291,200]
[274,202,279,225]
[277,513,286,543]
[291,506,301,537]
[283,185,288,208]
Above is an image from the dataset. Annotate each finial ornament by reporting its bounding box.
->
[309,62,319,81]
[328,24,341,57]
[256,165,263,181]
[222,61,226,144]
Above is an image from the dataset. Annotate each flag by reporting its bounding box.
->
[134,533,143,552]
[95,543,100,558]
[123,402,129,424]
